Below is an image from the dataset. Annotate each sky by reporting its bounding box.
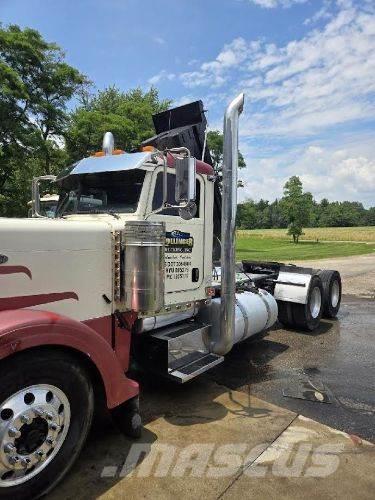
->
[1,0,374,206]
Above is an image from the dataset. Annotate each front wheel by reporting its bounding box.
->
[0,350,94,499]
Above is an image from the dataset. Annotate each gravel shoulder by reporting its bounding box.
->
[291,253,375,298]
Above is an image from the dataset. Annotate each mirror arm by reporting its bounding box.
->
[31,175,57,218]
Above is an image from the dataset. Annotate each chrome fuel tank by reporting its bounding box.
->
[123,221,165,314]
[198,290,278,344]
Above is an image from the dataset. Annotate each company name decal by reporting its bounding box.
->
[166,230,194,254]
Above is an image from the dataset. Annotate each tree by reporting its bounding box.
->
[206,130,246,188]
[65,86,171,162]
[365,207,375,226]
[281,176,312,243]
[237,199,258,229]
[0,24,87,216]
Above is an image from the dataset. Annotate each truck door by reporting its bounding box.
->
[148,169,205,299]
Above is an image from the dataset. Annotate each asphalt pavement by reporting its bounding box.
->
[207,295,375,441]
[48,254,375,499]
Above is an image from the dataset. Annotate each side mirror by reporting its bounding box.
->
[175,156,196,204]
[31,175,57,218]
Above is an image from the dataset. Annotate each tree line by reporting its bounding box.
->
[1,24,374,227]
[237,189,375,231]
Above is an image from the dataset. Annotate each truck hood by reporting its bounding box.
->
[0,217,112,252]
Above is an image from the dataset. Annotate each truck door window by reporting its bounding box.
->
[152,172,201,217]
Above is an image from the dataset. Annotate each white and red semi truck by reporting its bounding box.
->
[0,94,341,498]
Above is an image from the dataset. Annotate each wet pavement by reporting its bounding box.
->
[48,294,375,499]
[206,295,375,441]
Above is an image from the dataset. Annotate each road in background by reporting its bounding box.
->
[292,253,375,298]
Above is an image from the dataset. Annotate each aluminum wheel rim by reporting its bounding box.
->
[331,280,340,308]
[0,384,70,487]
[309,286,322,319]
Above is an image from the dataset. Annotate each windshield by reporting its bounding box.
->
[56,170,146,216]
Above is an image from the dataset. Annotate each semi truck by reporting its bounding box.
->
[0,94,342,498]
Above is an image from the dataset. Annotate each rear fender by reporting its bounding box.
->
[274,270,313,304]
[0,309,138,409]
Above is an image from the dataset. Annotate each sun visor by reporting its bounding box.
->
[56,152,151,182]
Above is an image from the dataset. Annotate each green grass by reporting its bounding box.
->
[236,234,375,262]
[238,226,375,243]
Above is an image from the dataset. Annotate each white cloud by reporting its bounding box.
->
[153,36,166,45]
[146,0,375,205]
[247,0,308,8]
[180,1,375,138]
[239,139,375,206]
[304,0,333,25]
[148,70,176,85]
[180,38,250,88]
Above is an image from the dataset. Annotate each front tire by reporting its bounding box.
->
[0,350,94,499]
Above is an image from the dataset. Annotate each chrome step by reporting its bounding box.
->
[150,321,211,367]
[134,321,223,382]
[168,352,224,383]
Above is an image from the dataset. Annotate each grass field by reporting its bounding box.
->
[237,226,375,242]
[236,227,375,261]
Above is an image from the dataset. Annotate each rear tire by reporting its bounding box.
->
[318,270,342,318]
[292,275,324,331]
[0,350,94,500]
[277,301,294,328]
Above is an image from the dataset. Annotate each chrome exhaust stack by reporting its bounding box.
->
[210,93,245,355]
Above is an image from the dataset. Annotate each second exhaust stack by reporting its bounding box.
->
[210,93,245,356]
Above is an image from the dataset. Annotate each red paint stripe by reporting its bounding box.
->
[0,292,79,311]
[0,266,32,279]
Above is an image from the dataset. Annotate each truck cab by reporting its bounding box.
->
[50,148,215,310]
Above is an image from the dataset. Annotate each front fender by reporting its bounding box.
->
[0,309,138,409]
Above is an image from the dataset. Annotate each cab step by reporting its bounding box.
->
[134,320,224,383]
[168,351,224,383]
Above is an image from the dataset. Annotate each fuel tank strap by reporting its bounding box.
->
[258,291,272,328]
[235,295,250,341]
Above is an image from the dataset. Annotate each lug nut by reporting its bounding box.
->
[4,443,15,454]
[8,427,21,438]
[20,414,32,424]
[35,450,45,461]
[45,412,53,421]
[49,423,60,432]
[46,438,55,447]
[34,408,45,418]
[8,456,19,465]
[20,457,31,468]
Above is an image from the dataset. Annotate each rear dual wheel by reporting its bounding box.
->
[0,350,94,500]
[318,270,342,318]
[278,275,324,331]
